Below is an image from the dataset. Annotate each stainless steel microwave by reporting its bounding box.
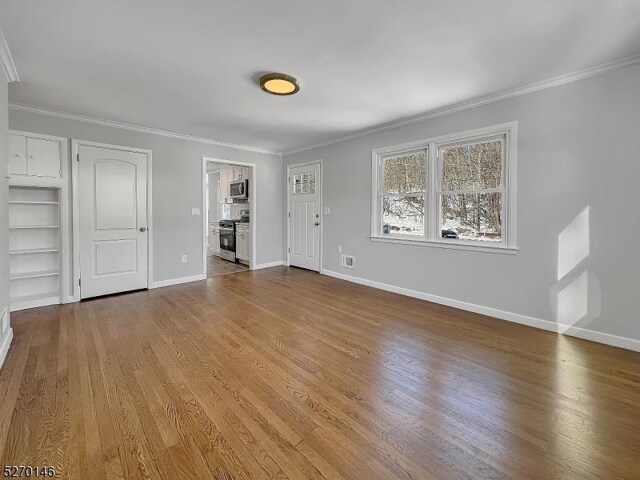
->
[229,179,249,200]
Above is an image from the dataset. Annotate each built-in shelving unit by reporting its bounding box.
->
[8,186,63,311]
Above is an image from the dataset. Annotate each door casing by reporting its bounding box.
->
[286,160,323,272]
[71,140,153,301]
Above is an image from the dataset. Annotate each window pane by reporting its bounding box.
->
[441,193,502,241]
[293,174,302,194]
[441,138,503,191]
[306,172,316,193]
[383,151,426,194]
[382,196,424,236]
[293,172,315,195]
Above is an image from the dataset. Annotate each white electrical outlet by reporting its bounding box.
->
[191,208,201,216]
[181,255,188,264]
[337,245,342,254]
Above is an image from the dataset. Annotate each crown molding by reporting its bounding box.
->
[284,53,640,156]
[0,28,19,82]
[8,102,282,156]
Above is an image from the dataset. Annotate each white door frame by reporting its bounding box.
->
[71,140,153,301]
[286,160,323,273]
[202,157,256,274]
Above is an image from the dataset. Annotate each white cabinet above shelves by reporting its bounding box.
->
[8,131,67,187]
[9,133,27,175]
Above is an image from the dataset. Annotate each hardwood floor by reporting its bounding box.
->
[0,267,638,480]
[207,254,249,278]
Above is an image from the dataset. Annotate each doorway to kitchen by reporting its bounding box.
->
[202,157,256,278]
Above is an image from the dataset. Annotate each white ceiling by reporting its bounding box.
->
[2,0,640,153]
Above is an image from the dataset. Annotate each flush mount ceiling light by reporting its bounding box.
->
[259,73,300,96]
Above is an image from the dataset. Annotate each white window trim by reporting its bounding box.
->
[370,121,518,253]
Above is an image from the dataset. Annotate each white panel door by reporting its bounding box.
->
[9,134,27,176]
[27,137,61,177]
[78,145,148,298]
[289,163,320,271]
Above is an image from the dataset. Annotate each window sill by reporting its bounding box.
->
[369,235,518,255]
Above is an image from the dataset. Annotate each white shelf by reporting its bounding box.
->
[9,201,59,205]
[9,225,60,229]
[10,269,60,281]
[9,292,61,312]
[10,248,60,255]
[10,291,60,302]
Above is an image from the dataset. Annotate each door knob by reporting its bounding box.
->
[314,222,320,226]
[140,227,147,232]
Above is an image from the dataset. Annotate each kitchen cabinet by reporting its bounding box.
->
[9,132,62,178]
[235,224,250,263]
[219,166,231,203]
[231,166,250,181]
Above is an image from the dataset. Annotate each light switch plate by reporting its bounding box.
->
[181,255,188,264]
[324,206,331,215]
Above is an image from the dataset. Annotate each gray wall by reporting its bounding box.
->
[0,77,9,357]
[285,63,640,344]
[10,109,284,282]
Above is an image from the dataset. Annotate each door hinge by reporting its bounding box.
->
[288,248,290,253]
[79,278,81,286]
[76,153,80,162]
[288,212,291,218]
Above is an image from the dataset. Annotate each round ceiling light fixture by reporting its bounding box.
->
[259,72,300,96]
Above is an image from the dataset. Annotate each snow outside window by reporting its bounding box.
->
[372,122,517,252]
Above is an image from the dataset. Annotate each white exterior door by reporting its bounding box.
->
[78,145,149,299]
[289,163,321,271]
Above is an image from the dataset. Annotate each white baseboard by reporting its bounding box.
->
[150,274,206,289]
[253,261,284,270]
[0,307,13,369]
[322,269,640,353]
[560,324,640,352]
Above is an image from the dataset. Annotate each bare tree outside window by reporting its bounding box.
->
[373,123,515,249]
[381,151,426,236]
[439,139,504,241]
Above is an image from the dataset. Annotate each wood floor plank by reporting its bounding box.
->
[0,266,638,479]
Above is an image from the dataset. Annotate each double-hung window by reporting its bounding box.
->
[372,122,517,252]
